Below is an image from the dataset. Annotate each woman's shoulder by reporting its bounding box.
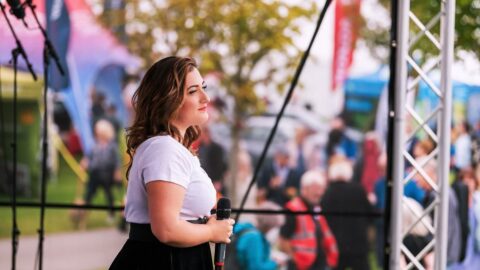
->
[142,135,189,151]
[136,135,193,161]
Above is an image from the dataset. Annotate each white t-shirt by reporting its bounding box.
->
[125,135,216,223]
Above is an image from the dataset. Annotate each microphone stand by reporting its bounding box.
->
[0,3,37,80]
[0,3,37,270]
[24,1,64,269]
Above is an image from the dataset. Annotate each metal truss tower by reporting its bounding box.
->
[388,0,456,269]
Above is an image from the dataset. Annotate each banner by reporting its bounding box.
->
[332,0,361,91]
[46,0,71,89]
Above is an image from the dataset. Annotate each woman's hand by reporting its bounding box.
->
[207,216,235,244]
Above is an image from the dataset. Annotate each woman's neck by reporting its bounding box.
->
[178,129,186,139]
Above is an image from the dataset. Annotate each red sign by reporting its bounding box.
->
[332,0,361,91]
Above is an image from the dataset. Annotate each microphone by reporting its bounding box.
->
[214,198,231,270]
[7,0,26,19]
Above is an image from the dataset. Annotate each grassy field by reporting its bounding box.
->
[0,154,125,238]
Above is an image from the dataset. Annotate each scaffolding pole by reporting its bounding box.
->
[388,0,410,268]
[435,0,456,268]
[389,0,456,269]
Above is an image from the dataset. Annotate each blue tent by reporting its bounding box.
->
[342,69,388,132]
[343,68,480,132]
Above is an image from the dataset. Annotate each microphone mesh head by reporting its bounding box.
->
[217,198,230,210]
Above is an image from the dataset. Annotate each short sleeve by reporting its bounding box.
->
[140,140,193,188]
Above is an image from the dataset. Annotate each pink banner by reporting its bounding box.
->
[1,0,139,153]
[332,0,361,91]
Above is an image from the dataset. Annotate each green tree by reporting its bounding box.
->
[101,0,317,204]
[362,0,480,63]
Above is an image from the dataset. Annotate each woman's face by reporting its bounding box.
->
[171,68,210,132]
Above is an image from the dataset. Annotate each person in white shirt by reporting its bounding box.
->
[454,121,472,170]
[110,56,234,270]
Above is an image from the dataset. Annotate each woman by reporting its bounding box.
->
[110,56,234,270]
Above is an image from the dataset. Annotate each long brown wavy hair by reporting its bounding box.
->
[125,56,201,179]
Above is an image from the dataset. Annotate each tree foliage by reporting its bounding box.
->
[362,0,480,63]
[115,0,316,118]
[99,0,317,202]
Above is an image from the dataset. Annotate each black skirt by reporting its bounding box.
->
[110,223,213,270]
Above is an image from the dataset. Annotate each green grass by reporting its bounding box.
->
[0,154,125,238]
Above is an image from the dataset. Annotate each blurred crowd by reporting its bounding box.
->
[200,116,480,270]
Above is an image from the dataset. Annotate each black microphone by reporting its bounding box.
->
[214,198,231,270]
[7,0,25,19]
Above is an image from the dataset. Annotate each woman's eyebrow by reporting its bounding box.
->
[187,81,206,90]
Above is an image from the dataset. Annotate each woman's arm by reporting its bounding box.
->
[147,181,233,248]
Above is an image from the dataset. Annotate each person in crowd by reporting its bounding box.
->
[452,168,472,261]
[198,125,228,194]
[321,155,371,270]
[122,76,139,126]
[287,125,310,173]
[81,119,121,221]
[90,90,106,128]
[400,197,434,269]
[415,158,462,265]
[373,152,387,267]
[325,117,357,162]
[110,56,234,270]
[104,104,122,141]
[374,152,434,266]
[233,200,286,270]
[66,126,83,156]
[257,147,300,206]
[449,164,480,269]
[405,115,420,160]
[279,170,338,270]
[471,120,480,166]
[453,121,472,170]
[412,138,435,160]
[234,144,258,225]
[359,131,381,197]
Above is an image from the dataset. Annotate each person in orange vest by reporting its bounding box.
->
[278,170,338,270]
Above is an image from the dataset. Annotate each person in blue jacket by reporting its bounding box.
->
[233,201,285,270]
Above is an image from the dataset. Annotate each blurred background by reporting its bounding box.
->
[1,0,479,269]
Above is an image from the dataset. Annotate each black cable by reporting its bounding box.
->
[233,208,382,217]
[0,201,126,210]
[384,0,399,269]
[235,0,334,223]
[0,201,384,217]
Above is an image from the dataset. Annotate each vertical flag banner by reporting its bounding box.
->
[46,0,71,90]
[332,0,361,91]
